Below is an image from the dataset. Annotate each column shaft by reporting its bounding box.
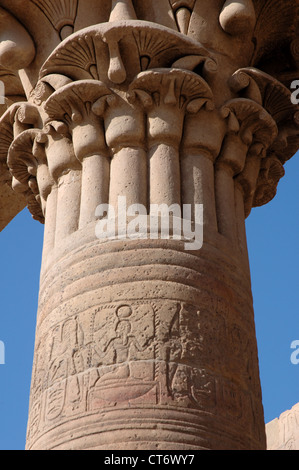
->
[42,185,57,259]
[181,152,218,231]
[109,147,148,210]
[215,164,237,241]
[79,154,110,229]
[55,170,81,240]
[26,229,265,450]
[149,143,181,206]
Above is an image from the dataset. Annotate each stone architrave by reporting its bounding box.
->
[0,0,298,450]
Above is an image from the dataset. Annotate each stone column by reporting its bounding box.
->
[0,0,298,451]
[266,403,299,450]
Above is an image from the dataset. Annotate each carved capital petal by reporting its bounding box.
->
[39,21,217,86]
[7,129,49,223]
[253,154,285,208]
[229,68,299,156]
[128,68,214,146]
[30,0,79,41]
[219,98,278,216]
[232,101,276,151]
[230,68,298,122]
[229,67,299,207]
[129,68,214,111]
[44,80,113,160]
[0,102,41,183]
[0,106,16,184]
[221,98,277,153]
[30,74,73,107]
[37,121,79,183]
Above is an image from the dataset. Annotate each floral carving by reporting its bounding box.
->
[0,1,297,452]
[31,0,79,40]
[7,129,46,223]
[39,21,217,85]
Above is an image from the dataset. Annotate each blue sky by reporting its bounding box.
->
[0,152,298,450]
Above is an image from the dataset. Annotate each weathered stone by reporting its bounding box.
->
[0,0,298,450]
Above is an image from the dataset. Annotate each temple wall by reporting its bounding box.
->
[266,403,299,450]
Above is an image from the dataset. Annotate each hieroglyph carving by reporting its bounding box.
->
[27,297,260,441]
